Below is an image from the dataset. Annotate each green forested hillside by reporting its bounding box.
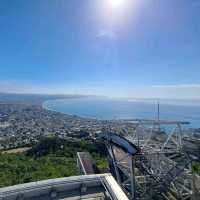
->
[193,161,200,175]
[0,137,108,188]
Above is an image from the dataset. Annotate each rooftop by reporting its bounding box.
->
[0,174,129,200]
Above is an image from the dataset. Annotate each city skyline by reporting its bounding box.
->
[0,0,200,99]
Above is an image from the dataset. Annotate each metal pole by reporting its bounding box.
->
[157,100,160,131]
[129,156,136,199]
[177,123,183,150]
[190,161,198,200]
[110,144,121,184]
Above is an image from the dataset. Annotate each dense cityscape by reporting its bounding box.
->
[0,96,139,150]
[0,97,200,150]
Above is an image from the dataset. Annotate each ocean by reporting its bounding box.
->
[43,97,200,128]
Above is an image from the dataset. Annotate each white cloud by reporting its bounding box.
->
[0,81,60,95]
[96,29,117,40]
[145,84,200,99]
[0,81,200,100]
[0,81,26,93]
[151,84,200,89]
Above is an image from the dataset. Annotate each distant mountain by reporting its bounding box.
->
[0,93,86,105]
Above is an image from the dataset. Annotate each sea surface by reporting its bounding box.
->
[43,97,200,128]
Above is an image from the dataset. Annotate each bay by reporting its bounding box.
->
[43,97,200,128]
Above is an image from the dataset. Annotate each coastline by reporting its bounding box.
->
[41,97,200,128]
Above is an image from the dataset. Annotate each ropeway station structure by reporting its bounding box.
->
[101,119,200,200]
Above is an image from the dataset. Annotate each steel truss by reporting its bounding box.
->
[102,120,200,200]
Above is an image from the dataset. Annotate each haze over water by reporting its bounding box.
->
[43,97,200,128]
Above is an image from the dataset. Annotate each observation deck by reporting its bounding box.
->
[0,174,129,200]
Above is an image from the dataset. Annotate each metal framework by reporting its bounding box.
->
[101,132,139,199]
[102,120,200,200]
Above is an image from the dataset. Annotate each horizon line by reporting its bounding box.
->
[1,91,200,101]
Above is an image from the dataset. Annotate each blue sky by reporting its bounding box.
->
[0,0,200,99]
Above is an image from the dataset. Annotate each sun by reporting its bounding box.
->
[108,0,125,8]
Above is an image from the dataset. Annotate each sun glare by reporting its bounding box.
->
[109,0,125,8]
